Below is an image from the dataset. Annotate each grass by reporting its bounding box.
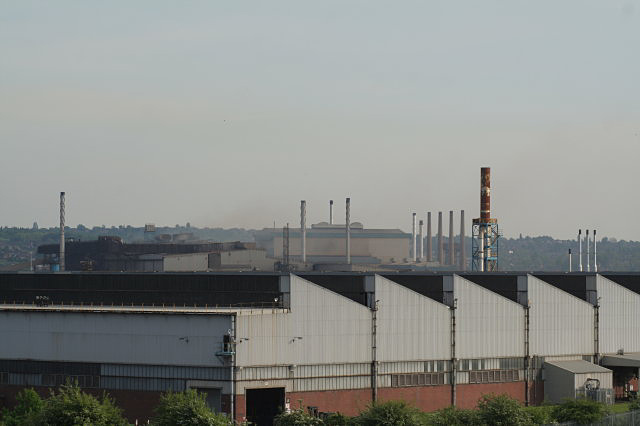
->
[610,402,631,413]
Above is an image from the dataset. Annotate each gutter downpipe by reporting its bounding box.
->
[451,298,457,406]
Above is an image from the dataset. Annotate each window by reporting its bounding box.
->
[392,373,445,387]
[469,369,519,384]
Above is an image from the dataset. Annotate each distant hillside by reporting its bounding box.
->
[0,226,638,271]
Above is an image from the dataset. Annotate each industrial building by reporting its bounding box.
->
[1,272,640,424]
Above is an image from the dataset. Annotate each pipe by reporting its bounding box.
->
[594,230,597,272]
[427,212,432,262]
[438,212,443,265]
[578,229,583,272]
[300,200,306,264]
[586,229,590,272]
[478,228,485,272]
[419,220,424,262]
[411,213,417,262]
[459,210,465,270]
[329,200,334,225]
[346,198,351,265]
[449,211,455,266]
[59,192,65,272]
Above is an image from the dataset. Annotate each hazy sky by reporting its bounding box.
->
[1,1,639,240]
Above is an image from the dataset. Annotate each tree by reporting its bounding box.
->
[476,394,533,426]
[152,389,230,426]
[36,383,128,426]
[551,398,609,424]
[0,388,43,426]
[355,401,425,426]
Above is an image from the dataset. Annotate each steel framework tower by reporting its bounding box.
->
[472,168,499,271]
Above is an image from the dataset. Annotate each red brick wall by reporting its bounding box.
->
[285,389,372,417]
[378,385,451,412]
[456,381,525,409]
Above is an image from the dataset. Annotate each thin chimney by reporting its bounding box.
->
[346,197,351,265]
[449,211,455,265]
[300,200,306,264]
[578,229,583,272]
[586,229,590,272]
[437,212,443,265]
[419,220,424,262]
[329,200,334,225]
[411,213,417,262]
[568,248,572,272]
[59,192,65,272]
[459,210,465,270]
[427,212,432,262]
[593,230,598,272]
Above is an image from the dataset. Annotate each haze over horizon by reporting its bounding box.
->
[1,1,639,240]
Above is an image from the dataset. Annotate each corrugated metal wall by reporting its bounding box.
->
[235,275,371,366]
[528,275,594,356]
[597,275,640,354]
[375,276,451,362]
[0,312,231,367]
[454,275,524,359]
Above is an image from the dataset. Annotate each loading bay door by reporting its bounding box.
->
[245,387,285,426]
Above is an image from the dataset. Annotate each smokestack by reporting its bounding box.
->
[594,230,597,272]
[300,200,306,264]
[59,192,65,272]
[449,211,455,265]
[346,197,351,265]
[578,229,583,272]
[437,212,443,264]
[459,210,465,270]
[411,213,417,262]
[419,220,424,262]
[569,249,572,272]
[427,212,432,262]
[329,200,334,225]
[481,167,491,221]
[586,229,590,272]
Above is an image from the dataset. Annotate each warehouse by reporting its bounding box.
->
[1,272,640,425]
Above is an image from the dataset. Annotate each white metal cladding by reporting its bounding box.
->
[374,276,451,362]
[235,379,292,394]
[0,311,231,367]
[292,376,371,392]
[454,275,524,359]
[596,275,640,354]
[100,376,186,392]
[527,275,594,356]
[235,275,371,367]
[575,372,612,390]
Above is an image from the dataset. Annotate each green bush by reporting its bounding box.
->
[425,406,480,425]
[153,389,230,426]
[630,397,640,411]
[274,408,324,426]
[476,394,533,426]
[551,398,609,424]
[355,400,425,426]
[37,383,128,426]
[323,413,354,426]
[522,405,553,425]
[0,388,43,426]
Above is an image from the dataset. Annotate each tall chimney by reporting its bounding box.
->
[481,167,491,221]
[419,220,424,262]
[594,230,597,272]
[59,192,65,272]
[578,229,582,272]
[329,200,334,225]
[300,200,306,264]
[586,229,590,272]
[411,213,417,262]
[437,212,443,265]
[346,197,351,265]
[449,211,455,265]
[426,212,432,262]
[568,249,572,272]
[459,210,465,270]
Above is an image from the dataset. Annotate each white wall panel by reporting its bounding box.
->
[235,275,371,366]
[528,275,594,357]
[375,276,451,362]
[597,275,640,354]
[0,312,231,366]
[454,275,524,359]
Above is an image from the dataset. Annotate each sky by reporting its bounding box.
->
[1,1,639,240]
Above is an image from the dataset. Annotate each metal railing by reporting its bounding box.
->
[552,410,640,426]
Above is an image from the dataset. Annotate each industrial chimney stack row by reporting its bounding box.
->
[575,229,598,272]
[411,210,467,270]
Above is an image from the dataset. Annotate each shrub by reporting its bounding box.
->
[0,388,43,426]
[476,394,533,426]
[323,413,354,426]
[551,398,609,424]
[426,406,480,425]
[37,383,128,426]
[522,405,553,425]
[356,400,425,426]
[153,389,230,426]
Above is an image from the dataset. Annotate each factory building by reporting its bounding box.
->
[1,272,640,424]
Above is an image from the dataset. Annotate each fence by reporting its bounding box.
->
[552,410,640,426]
[576,388,614,405]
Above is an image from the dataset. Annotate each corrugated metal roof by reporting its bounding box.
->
[545,360,611,373]
[601,353,640,367]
